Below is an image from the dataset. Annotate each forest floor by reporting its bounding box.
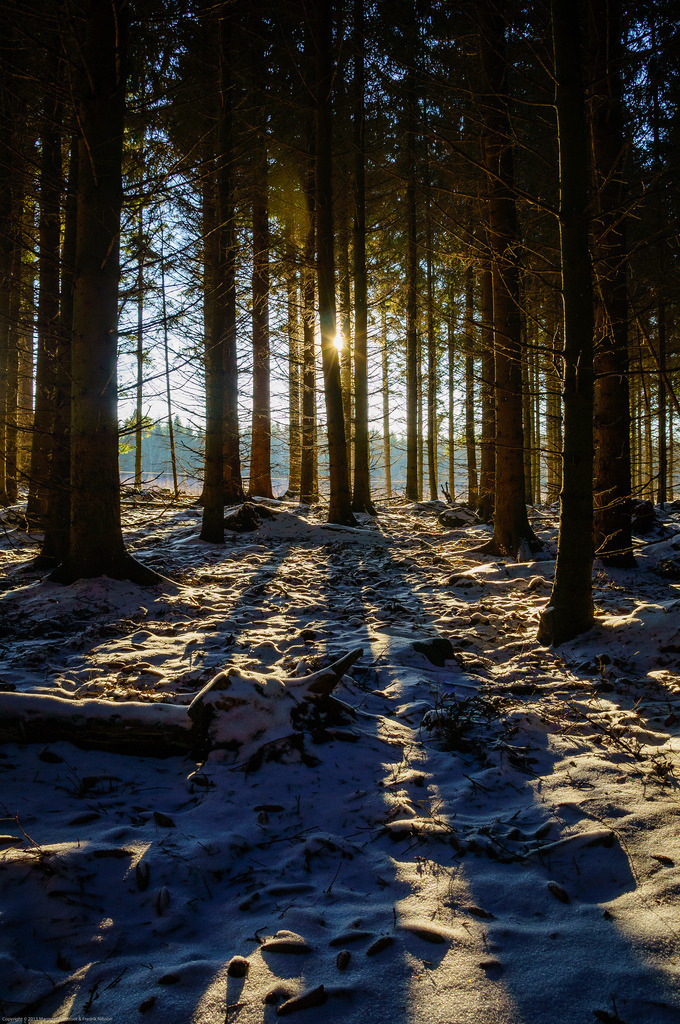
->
[1,494,680,1024]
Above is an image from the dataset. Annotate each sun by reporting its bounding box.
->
[316,332,344,351]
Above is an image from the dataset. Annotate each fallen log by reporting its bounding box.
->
[0,692,191,757]
[0,648,364,762]
[186,647,364,757]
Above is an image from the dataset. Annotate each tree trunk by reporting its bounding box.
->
[200,127,225,541]
[405,71,418,500]
[249,133,273,498]
[532,336,541,501]
[201,8,242,539]
[27,81,62,526]
[522,323,533,504]
[285,232,301,498]
[669,396,674,500]
[464,262,478,507]
[479,0,537,555]
[381,303,391,499]
[425,182,437,502]
[417,335,424,500]
[589,0,634,565]
[351,0,374,514]
[52,0,139,580]
[133,79,146,492]
[249,14,273,500]
[335,14,353,487]
[447,303,456,501]
[478,256,495,521]
[200,132,217,510]
[546,348,562,503]
[0,26,11,504]
[0,19,23,507]
[53,0,155,582]
[300,98,318,505]
[41,134,77,563]
[160,226,179,499]
[538,0,595,645]
[16,223,35,486]
[632,356,641,494]
[300,220,317,505]
[134,203,144,490]
[313,0,354,525]
[338,197,353,482]
[657,298,666,506]
[4,212,21,503]
[217,11,243,506]
[651,17,667,507]
[643,369,653,499]
[299,28,318,507]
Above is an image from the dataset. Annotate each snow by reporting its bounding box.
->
[1,495,680,1022]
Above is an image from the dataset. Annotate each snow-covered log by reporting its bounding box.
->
[0,648,364,761]
[0,692,193,757]
[186,647,364,758]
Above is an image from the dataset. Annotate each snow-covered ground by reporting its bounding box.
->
[1,495,680,1024]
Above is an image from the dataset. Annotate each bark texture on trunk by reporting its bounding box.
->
[0,16,25,507]
[546,351,562,503]
[381,304,392,498]
[650,19,667,506]
[4,203,21,504]
[200,136,225,542]
[0,17,12,504]
[16,246,35,485]
[55,0,156,583]
[249,18,272,500]
[286,237,301,498]
[351,0,374,514]
[41,135,77,563]
[300,126,318,505]
[405,74,418,501]
[417,335,423,499]
[532,338,541,500]
[300,30,318,506]
[657,297,666,505]
[249,136,273,498]
[478,257,495,521]
[134,203,144,490]
[218,12,243,505]
[28,81,62,526]
[160,227,179,499]
[464,261,478,508]
[338,199,353,482]
[425,184,437,502]
[202,8,244,540]
[522,323,533,504]
[480,0,537,556]
[314,0,354,525]
[538,0,595,645]
[447,300,455,501]
[589,0,634,566]
[3,317,16,501]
